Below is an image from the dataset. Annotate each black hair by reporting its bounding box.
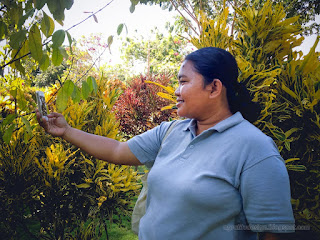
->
[184,47,260,123]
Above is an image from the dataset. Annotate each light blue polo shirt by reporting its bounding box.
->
[127,112,295,240]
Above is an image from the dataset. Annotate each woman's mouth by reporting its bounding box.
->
[176,99,184,107]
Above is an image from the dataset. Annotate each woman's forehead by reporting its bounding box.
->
[178,60,195,75]
[178,61,204,83]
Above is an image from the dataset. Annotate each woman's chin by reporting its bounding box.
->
[177,109,188,118]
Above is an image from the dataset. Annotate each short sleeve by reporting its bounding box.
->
[127,121,172,167]
[240,155,295,233]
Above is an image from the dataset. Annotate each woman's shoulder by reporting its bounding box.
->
[230,120,280,157]
[234,120,272,142]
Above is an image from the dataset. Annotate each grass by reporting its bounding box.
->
[106,223,138,240]
[6,217,138,240]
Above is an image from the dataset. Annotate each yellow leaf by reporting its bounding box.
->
[75,183,91,188]
[157,92,176,102]
[281,83,298,100]
[145,81,175,94]
[161,104,176,111]
[284,128,300,138]
[285,158,300,164]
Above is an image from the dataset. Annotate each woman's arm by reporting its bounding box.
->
[37,111,141,166]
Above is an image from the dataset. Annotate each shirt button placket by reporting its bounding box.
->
[180,144,195,160]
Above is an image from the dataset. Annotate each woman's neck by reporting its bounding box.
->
[196,109,233,135]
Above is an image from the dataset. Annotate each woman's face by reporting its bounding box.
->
[175,60,213,119]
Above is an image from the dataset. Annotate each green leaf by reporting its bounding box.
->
[41,11,55,37]
[91,77,98,94]
[52,47,63,66]
[18,8,35,29]
[23,130,32,144]
[117,23,124,36]
[52,29,65,48]
[35,0,47,10]
[11,7,21,26]
[86,76,94,93]
[56,89,68,112]
[56,19,64,27]
[129,3,135,13]
[107,35,113,53]
[13,59,25,75]
[17,89,27,111]
[47,0,58,16]
[59,46,68,59]
[0,21,8,40]
[3,124,15,144]
[29,24,43,62]
[21,116,31,133]
[63,0,74,10]
[82,81,90,100]
[71,86,81,103]
[2,114,17,126]
[20,39,30,56]
[56,80,74,112]
[40,53,50,71]
[107,35,113,46]
[63,80,75,96]
[9,30,27,49]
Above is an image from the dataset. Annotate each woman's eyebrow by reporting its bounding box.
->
[178,74,187,80]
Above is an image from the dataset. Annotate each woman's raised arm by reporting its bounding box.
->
[36,111,141,166]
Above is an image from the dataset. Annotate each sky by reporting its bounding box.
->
[61,0,177,64]
[63,0,175,38]
[60,0,320,65]
[2,0,318,67]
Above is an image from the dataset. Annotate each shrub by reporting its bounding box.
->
[0,77,141,239]
[113,74,177,139]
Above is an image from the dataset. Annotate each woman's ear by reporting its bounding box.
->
[207,79,223,98]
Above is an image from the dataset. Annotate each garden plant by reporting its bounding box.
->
[0,0,320,239]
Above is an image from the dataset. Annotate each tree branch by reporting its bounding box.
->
[0,0,115,71]
[47,41,110,104]
[169,0,199,36]
[184,0,200,27]
[65,0,115,33]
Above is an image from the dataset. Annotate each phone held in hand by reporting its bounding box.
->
[36,91,48,120]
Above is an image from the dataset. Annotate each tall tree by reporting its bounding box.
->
[120,27,191,76]
[131,0,320,35]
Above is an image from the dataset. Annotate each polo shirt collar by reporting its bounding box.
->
[183,112,245,133]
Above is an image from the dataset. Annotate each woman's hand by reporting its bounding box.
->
[36,110,70,137]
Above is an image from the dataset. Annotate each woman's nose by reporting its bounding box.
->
[175,86,180,96]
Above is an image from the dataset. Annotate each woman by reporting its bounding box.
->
[37,47,295,240]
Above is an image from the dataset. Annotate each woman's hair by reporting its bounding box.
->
[184,47,260,123]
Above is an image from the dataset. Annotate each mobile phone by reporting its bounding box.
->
[36,91,48,119]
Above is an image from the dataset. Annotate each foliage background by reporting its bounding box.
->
[1,0,320,239]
